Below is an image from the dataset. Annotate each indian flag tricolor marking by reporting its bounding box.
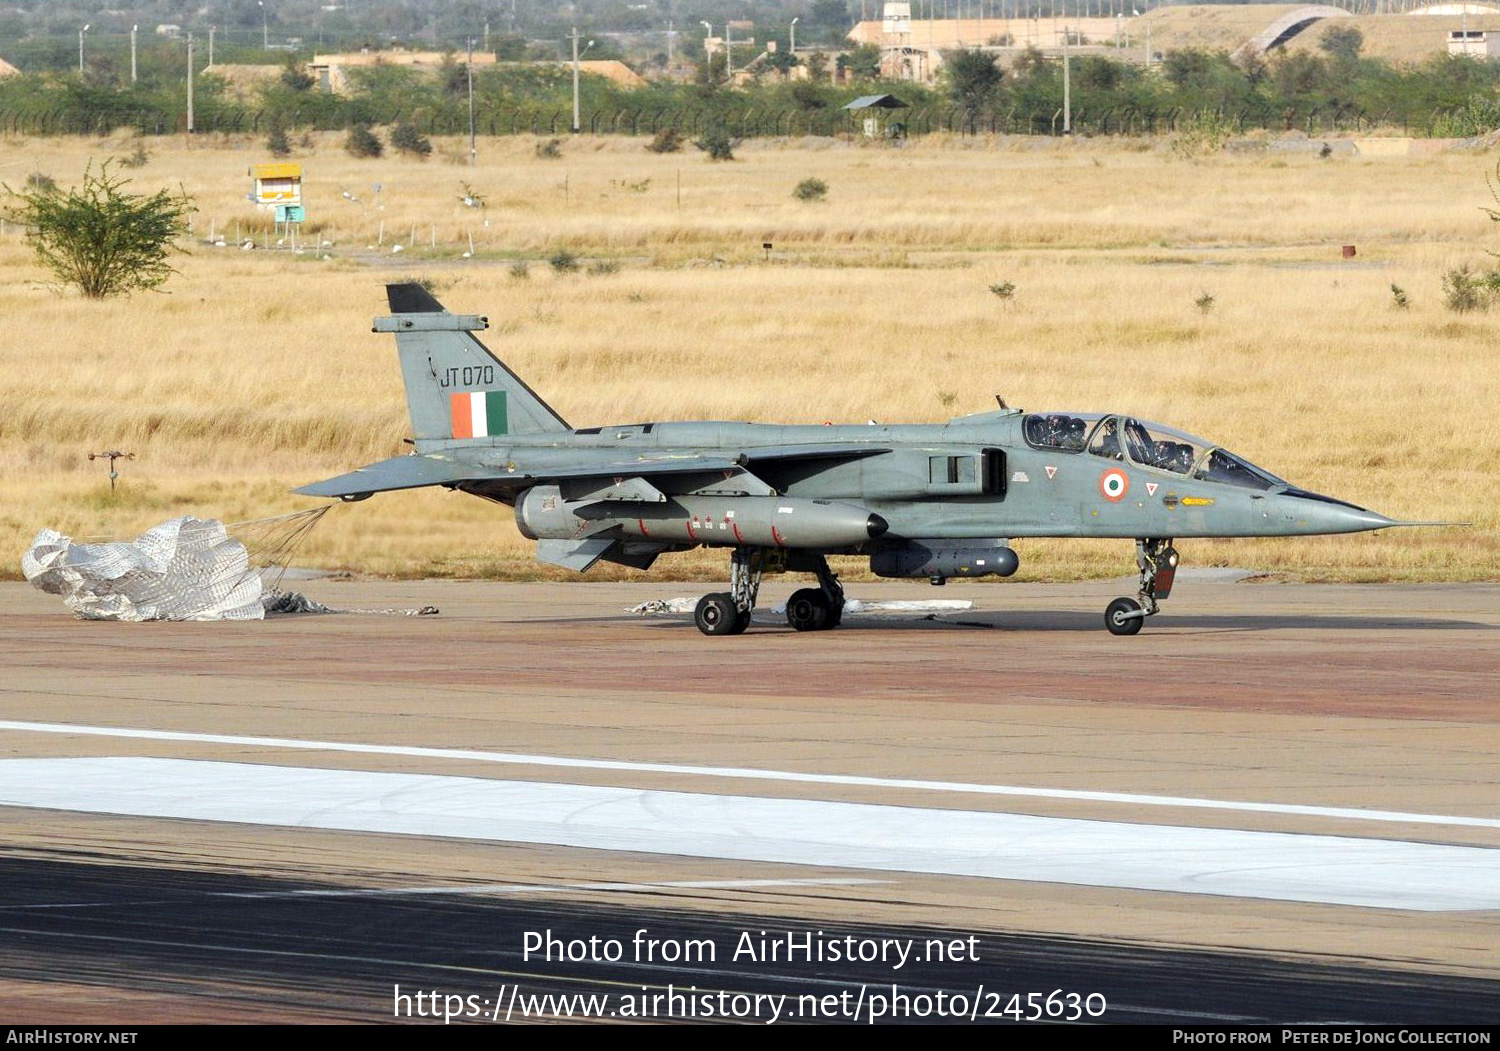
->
[450,390,508,439]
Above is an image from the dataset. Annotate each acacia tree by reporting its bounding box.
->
[944,49,1004,119]
[6,162,193,299]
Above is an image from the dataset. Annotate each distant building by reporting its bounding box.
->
[308,50,644,94]
[848,6,1132,83]
[1448,28,1500,54]
[0,55,20,78]
[1408,3,1500,13]
[308,50,497,94]
[843,93,909,137]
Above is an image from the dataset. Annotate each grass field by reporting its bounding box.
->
[1,130,1496,585]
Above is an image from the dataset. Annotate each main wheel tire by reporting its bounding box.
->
[731,606,752,635]
[695,593,739,636]
[1105,597,1145,636]
[786,588,830,632]
[824,601,844,629]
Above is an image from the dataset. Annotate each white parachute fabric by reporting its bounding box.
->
[23,517,265,621]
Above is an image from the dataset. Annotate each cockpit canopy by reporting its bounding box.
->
[1022,413,1287,492]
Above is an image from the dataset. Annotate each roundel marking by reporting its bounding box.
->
[1099,469,1129,503]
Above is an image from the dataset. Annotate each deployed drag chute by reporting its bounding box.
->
[23,510,328,621]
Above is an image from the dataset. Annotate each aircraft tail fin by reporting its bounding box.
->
[378,282,569,445]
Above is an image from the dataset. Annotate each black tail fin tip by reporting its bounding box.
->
[386,282,447,314]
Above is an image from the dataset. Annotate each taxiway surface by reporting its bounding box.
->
[2,577,1497,1023]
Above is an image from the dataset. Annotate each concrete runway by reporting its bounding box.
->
[2,576,1498,1023]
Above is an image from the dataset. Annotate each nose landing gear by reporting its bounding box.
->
[1105,538,1178,636]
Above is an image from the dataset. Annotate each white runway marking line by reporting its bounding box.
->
[224,878,891,900]
[0,878,888,910]
[1,757,1498,912]
[2,719,1496,831]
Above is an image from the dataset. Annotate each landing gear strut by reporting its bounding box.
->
[785,554,845,632]
[1105,538,1178,636]
[693,547,764,636]
[693,549,847,636]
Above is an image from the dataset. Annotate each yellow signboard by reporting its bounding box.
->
[251,162,303,206]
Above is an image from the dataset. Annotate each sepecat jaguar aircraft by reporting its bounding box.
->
[297,284,1421,637]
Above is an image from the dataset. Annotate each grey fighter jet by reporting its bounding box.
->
[297,283,1416,636]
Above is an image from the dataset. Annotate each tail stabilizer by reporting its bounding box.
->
[378,282,569,445]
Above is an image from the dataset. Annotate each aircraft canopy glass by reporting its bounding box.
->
[1022,413,1286,492]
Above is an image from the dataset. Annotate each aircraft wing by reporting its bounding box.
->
[294,453,758,500]
[503,455,749,483]
[740,444,891,463]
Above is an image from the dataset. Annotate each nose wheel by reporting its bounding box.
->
[1105,597,1145,636]
[1104,539,1177,636]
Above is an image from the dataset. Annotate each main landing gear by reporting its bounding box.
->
[1105,538,1178,637]
[693,548,847,636]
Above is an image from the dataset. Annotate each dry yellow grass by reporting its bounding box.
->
[1,131,1496,583]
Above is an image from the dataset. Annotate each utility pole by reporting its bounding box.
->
[725,21,733,81]
[790,16,798,54]
[1062,24,1071,134]
[467,38,476,166]
[130,25,137,83]
[571,27,581,133]
[187,34,195,134]
[78,24,89,75]
[259,1,269,49]
[209,25,216,68]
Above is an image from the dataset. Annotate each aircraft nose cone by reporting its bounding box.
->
[866,513,889,539]
[1281,492,1395,535]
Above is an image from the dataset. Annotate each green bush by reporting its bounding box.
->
[694,125,736,161]
[267,115,292,158]
[1442,265,1493,313]
[345,124,383,158]
[391,121,432,159]
[646,128,683,153]
[793,177,828,202]
[118,142,150,169]
[535,137,563,160]
[4,161,193,299]
[549,250,579,274]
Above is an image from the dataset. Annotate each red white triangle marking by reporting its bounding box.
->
[1146,482,1158,496]
[1044,465,1057,479]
